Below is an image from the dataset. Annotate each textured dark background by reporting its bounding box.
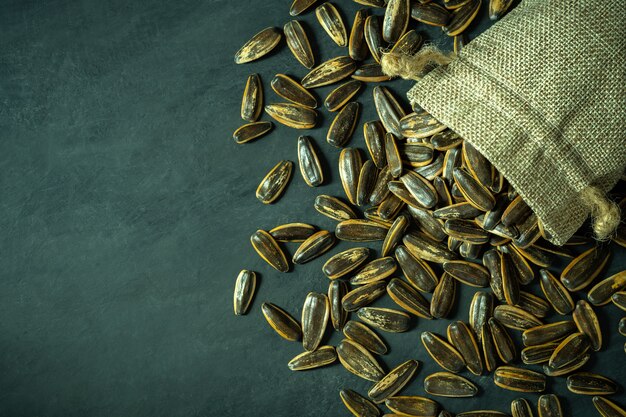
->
[0,0,624,416]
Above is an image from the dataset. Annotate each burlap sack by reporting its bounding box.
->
[401,0,626,245]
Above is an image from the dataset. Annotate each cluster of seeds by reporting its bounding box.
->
[230,0,626,416]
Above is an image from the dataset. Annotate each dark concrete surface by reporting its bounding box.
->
[0,0,624,416]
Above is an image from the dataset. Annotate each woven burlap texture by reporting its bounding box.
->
[408,0,626,245]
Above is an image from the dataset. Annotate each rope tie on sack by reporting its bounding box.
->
[380,45,455,80]
[581,186,621,241]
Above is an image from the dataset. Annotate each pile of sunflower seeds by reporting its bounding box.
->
[231,1,626,416]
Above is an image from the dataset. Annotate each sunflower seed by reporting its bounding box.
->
[513,214,542,249]
[385,396,440,417]
[422,331,465,373]
[271,74,317,108]
[431,130,462,151]
[503,244,534,285]
[233,270,256,315]
[343,320,388,355]
[241,74,263,122]
[369,165,393,206]
[297,136,324,187]
[517,291,550,319]
[494,305,542,331]
[489,318,516,363]
[537,394,562,417]
[592,396,626,417]
[261,302,301,341]
[358,307,411,332]
[251,230,289,272]
[380,215,409,256]
[499,251,520,305]
[316,2,348,47]
[369,360,419,403]
[400,143,435,168]
[363,121,386,169]
[256,160,294,204]
[301,56,357,88]
[234,27,282,64]
[489,0,515,20]
[543,354,591,377]
[434,202,483,220]
[613,291,626,311]
[351,257,397,285]
[357,161,378,207]
[619,317,626,336]
[325,80,362,112]
[342,281,387,311]
[293,230,335,264]
[572,300,602,351]
[538,269,574,315]
[302,292,330,351]
[447,321,483,375]
[453,167,495,211]
[549,332,590,369]
[383,0,410,43]
[443,147,462,184]
[337,219,389,241]
[400,112,446,138]
[444,0,481,36]
[362,15,384,64]
[395,244,438,292]
[270,223,316,242]
[483,249,506,302]
[329,102,360,147]
[469,291,494,339]
[288,345,337,370]
[566,372,617,396]
[511,398,533,417]
[403,232,458,263]
[424,372,478,397]
[481,196,509,231]
[388,180,423,208]
[290,0,318,16]
[500,195,531,227]
[588,270,626,306]
[233,121,273,144]
[337,338,386,381]
[444,260,490,287]
[415,154,445,181]
[392,32,424,59]
[323,247,370,279]
[314,195,357,222]
[374,86,405,137]
[340,389,381,417]
[444,219,489,243]
[284,20,315,69]
[265,103,317,129]
[494,366,546,393]
[329,280,348,331]
[431,272,457,319]
[349,9,369,61]
[462,141,492,188]
[339,147,362,204]
[354,64,392,82]
[459,241,482,259]
[387,277,432,318]
[407,207,446,242]
[481,323,499,373]
[521,343,558,365]
[522,321,576,347]
[411,2,451,26]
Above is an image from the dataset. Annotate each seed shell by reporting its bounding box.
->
[381,215,410,256]
[493,305,542,331]
[351,257,397,285]
[549,332,590,369]
[234,27,282,64]
[343,320,388,355]
[323,247,370,279]
[572,300,602,351]
[538,394,562,417]
[261,302,302,341]
[543,354,591,377]
[566,372,617,395]
[560,245,610,292]
[444,218,489,243]
[256,160,294,204]
[316,2,348,47]
[241,73,263,122]
[288,345,337,371]
[293,230,335,264]
[447,320,483,375]
[385,133,403,178]
[401,171,438,208]
[302,292,330,351]
[328,102,360,147]
[284,20,315,69]
[250,230,289,272]
[483,249,506,302]
[265,103,317,129]
[403,233,457,263]
[325,80,362,112]
[494,366,546,393]
[421,331,465,373]
[400,112,447,138]
[351,63,392,82]
[314,194,358,221]
[407,206,447,241]
[481,324,499,373]
[444,260,490,287]
[387,277,432,318]
[517,291,551,319]
[511,398,534,417]
[588,270,626,306]
[301,56,357,88]
[336,219,389,241]
[357,307,411,332]
[424,372,478,397]
[339,147,362,204]
[453,167,495,211]
[539,269,574,315]
[592,396,626,417]
[499,251,520,305]
[390,29,424,55]
[329,280,348,331]
[364,121,387,169]
[373,86,405,137]
[342,281,387,311]
[290,0,318,16]
[364,15,384,63]
[411,2,451,26]
[349,9,369,61]
[385,396,440,417]
[434,202,483,220]
[368,359,419,403]
[469,291,494,340]
[431,272,457,319]
[337,338,386,381]
[233,121,273,144]
[271,74,317,108]
[270,222,317,242]
[298,136,324,187]
[488,317,516,363]
[395,245,438,292]
[340,389,381,417]
[522,321,576,347]
[233,270,256,315]
[489,0,515,20]
[613,291,626,311]
[444,0,481,36]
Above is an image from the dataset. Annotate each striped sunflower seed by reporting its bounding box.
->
[469,291,494,340]
[364,121,386,169]
[314,194,357,221]
[421,331,465,373]
[381,214,409,256]
[368,359,419,403]
[500,251,520,305]
[395,244,439,292]
[431,272,457,319]
[357,161,378,206]
[400,112,446,138]
[511,398,533,417]
[407,206,447,241]
[364,15,384,63]
[342,281,387,311]
[521,343,558,365]
[517,291,550,319]
[234,27,282,64]
[292,230,335,264]
[572,300,602,351]
[298,136,324,187]
[481,323,499,373]
[453,167,495,211]
[383,0,410,43]
[385,396,440,417]
[411,2,451,26]
[337,338,386,381]
[264,103,317,129]
[329,280,348,331]
[289,0,318,16]
[483,249,506,302]
[543,354,590,377]
[538,394,562,417]
[241,73,263,122]
[403,232,457,263]
[493,366,546,393]
[343,320,388,355]
[566,372,617,396]
[424,372,478,397]
[270,222,316,242]
[587,270,626,306]
[385,133,403,178]
[387,277,432,318]
[560,245,611,291]
[233,270,256,315]
[522,321,576,347]
[352,63,392,82]
[613,291,626,311]
[488,317,516,363]
[489,0,515,20]
[539,269,575,315]
[339,147,362,204]
[261,302,301,341]
[443,260,489,287]
[373,86,405,137]
[271,74,317,108]
[256,160,293,204]
[444,0,481,36]
[302,292,330,351]
[336,219,389,241]
[233,121,273,144]
[288,346,337,370]
[284,20,315,69]
[340,389,380,417]
[401,171,438,208]
[325,80,362,112]
[357,307,411,332]
[349,9,369,61]
[493,304,542,331]
[301,56,357,88]
[250,230,289,272]
[447,320,483,375]
[432,130,463,151]
[316,2,348,47]
[328,102,360,148]
[549,332,590,369]
[323,247,370,279]
[592,396,626,417]
[434,202,483,220]
[350,257,397,285]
